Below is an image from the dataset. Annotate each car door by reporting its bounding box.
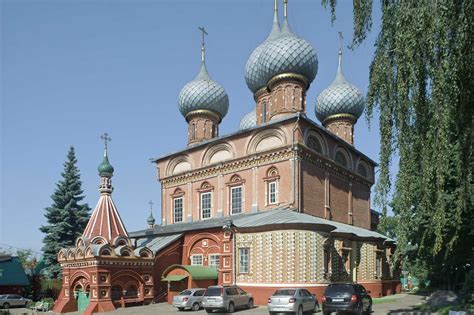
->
[303,289,316,311]
[10,295,21,307]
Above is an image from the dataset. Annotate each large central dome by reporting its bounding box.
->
[244,1,318,94]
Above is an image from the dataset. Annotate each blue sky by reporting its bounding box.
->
[1,0,389,255]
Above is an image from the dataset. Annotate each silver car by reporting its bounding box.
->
[202,285,254,313]
[173,288,206,311]
[268,288,319,315]
[0,294,31,309]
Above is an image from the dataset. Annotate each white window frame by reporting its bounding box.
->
[268,180,278,204]
[200,192,212,220]
[230,185,243,215]
[209,254,220,270]
[238,248,250,274]
[191,254,203,266]
[173,197,183,223]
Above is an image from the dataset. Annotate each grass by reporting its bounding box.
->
[372,297,397,304]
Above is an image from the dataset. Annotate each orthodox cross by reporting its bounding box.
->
[338,31,344,67]
[149,200,154,214]
[198,26,208,62]
[100,132,112,151]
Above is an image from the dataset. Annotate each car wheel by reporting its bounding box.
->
[205,308,213,313]
[3,303,9,309]
[192,303,200,311]
[178,307,184,311]
[247,299,254,309]
[364,302,372,315]
[297,305,303,315]
[322,312,331,315]
[227,302,235,313]
[312,303,320,313]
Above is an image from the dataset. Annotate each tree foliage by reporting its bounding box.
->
[324,0,473,288]
[39,147,90,279]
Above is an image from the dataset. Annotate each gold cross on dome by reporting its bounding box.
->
[149,200,154,211]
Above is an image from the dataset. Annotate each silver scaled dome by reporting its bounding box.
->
[244,2,281,93]
[178,61,229,120]
[239,108,257,130]
[258,17,318,87]
[315,49,365,123]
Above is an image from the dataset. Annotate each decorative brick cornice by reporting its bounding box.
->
[161,147,294,188]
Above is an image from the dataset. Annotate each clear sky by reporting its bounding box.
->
[1,0,389,256]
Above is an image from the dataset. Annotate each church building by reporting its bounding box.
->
[54,1,400,313]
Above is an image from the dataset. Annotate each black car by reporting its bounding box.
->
[321,283,372,315]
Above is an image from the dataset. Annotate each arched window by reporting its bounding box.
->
[125,284,138,298]
[262,100,267,123]
[101,249,111,256]
[111,285,122,301]
[307,136,323,154]
[335,151,348,167]
[357,163,368,178]
[191,123,196,140]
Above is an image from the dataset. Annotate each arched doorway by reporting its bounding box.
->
[73,283,90,312]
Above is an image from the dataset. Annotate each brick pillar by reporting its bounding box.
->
[323,114,357,145]
[267,73,308,121]
[186,110,220,145]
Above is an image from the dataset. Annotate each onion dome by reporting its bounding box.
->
[244,0,280,93]
[147,201,155,227]
[178,32,229,121]
[315,44,365,123]
[257,3,318,88]
[239,108,257,130]
[98,134,114,177]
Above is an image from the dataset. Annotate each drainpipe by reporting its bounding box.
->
[291,113,301,212]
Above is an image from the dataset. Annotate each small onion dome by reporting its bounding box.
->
[258,16,318,89]
[239,108,257,130]
[98,151,114,177]
[178,61,229,121]
[147,212,155,226]
[315,49,365,123]
[244,2,280,93]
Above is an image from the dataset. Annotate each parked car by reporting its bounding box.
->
[0,294,32,309]
[202,285,253,313]
[173,288,206,311]
[268,288,319,315]
[321,283,372,315]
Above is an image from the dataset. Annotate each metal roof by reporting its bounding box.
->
[162,264,218,281]
[0,255,30,286]
[130,207,393,244]
[134,233,183,254]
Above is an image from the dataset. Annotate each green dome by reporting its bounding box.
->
[98,154,114,176]
[147,213,155,225]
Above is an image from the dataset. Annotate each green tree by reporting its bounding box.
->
[40,147,90,279]
[323,1,473,289]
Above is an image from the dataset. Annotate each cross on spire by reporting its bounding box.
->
[149,200,154,213]
[100,132,112,155]
[283,0,288,17]
[198,26,208,62]
[338,31,344,68]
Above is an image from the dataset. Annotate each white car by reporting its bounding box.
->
[0,294,31,309]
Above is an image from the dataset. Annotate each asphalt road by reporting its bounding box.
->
[6,294,429,315]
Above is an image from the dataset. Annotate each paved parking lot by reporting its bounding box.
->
[5,294,427,315]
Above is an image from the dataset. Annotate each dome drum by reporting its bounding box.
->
[185,109,222,123]
[267,72,309,91]
[322,113,357,126]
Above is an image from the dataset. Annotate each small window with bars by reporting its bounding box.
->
[201,192,212,220]
[174,197,183,223]
[209,254,220,270]
[191,255,203,266]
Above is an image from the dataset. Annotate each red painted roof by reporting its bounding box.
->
[83,193,128,242]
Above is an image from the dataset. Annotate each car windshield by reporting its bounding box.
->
[274,289,296,296]
[179,290,193,296]
[325,285,355,295]
[204,288,222,296]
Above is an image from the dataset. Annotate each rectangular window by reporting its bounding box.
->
[174,197,183,223]
[239,248,250,273]
[209,254,220,270]
[268,181,278,204]
[324,248,330,274]
[191,255,203,266]
[231,186,242,215]
[201,192,212,219]
[376,255,381,278]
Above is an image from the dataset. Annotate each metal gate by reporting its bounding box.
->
[77,290,90,312]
